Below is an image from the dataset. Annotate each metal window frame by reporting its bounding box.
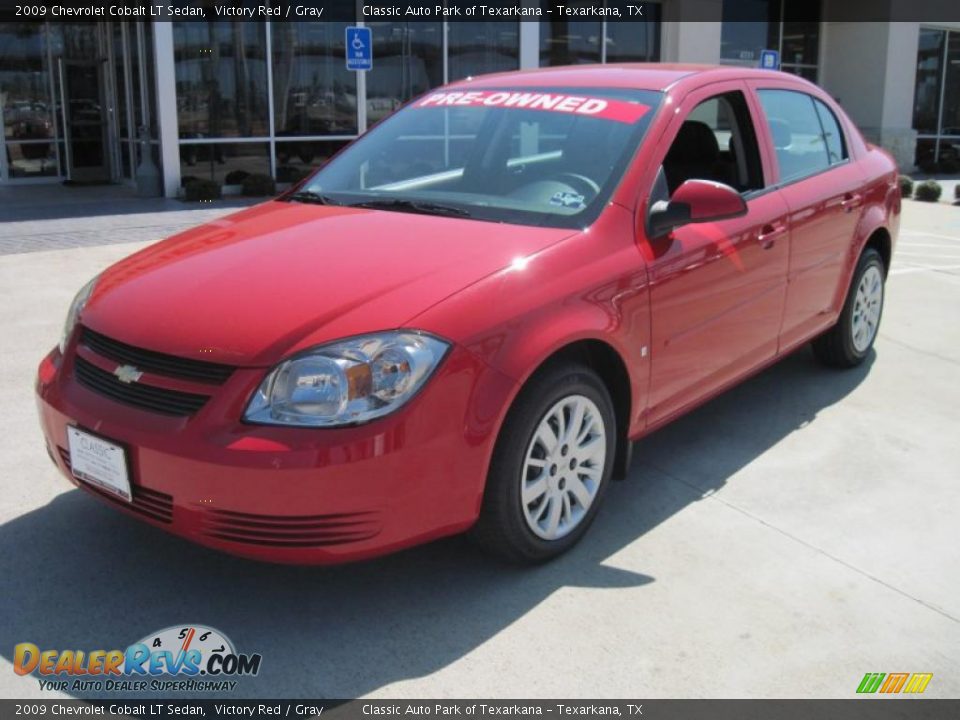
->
[914,26,953,164]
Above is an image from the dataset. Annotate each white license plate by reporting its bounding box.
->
[67,426,132,503]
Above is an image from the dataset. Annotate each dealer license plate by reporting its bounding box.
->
[66,426,132,503]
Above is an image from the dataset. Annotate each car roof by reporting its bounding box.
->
[445,63,804,93]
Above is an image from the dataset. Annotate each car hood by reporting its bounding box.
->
[82,201,575,366]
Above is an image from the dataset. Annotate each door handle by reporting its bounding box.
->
[758,223,786,250]
[842,193,862,212]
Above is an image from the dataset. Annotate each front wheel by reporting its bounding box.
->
[813,247,885,368]
[470,362,616,564]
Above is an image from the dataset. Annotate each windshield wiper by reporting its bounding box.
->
[286,190,339,206]
[347,198,472,218]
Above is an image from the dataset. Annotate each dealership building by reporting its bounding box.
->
[1,0,958,196]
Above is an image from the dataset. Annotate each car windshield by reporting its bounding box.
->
[296,86,663,228]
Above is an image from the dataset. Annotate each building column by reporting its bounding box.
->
[152,21,181,198]
[818,7,920,170]
[660,0,723,63]
[519,14,540,70]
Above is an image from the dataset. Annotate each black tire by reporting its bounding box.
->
[812,247,885,368]
[470,361,617,564]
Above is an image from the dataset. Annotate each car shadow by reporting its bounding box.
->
[0,347,873,699]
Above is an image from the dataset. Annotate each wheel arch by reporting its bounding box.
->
[864,226,892,276]
[510,338,635,481]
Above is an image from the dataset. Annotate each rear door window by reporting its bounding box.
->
[757,89,835,183]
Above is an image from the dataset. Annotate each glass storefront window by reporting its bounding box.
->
[781,22,818,66]
[1,23,55,144]
[271,22,357,137]
[6,142,58,177]
[173,21,269,139]
[913,29,944,136]
[540,22,602,65]
[448,22,519,81]
[941,32,960,138]
[365,22,442,126]
[179,141,269,185]
[720,1,778,65]
[274,139,348,184]
[914,28,960,171]
[604,14,661,62]
[721,0,818,79]
[783,66,817,82]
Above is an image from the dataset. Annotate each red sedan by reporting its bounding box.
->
[36,65,899,564]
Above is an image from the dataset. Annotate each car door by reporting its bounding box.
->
[641,82,790,427]
[749,83,865,351]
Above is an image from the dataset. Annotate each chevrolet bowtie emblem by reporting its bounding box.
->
[113,364,143,384]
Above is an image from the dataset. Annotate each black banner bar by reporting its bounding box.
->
[2,0,960,23]
[2,701,960,720]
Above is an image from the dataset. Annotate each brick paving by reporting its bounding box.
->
[0,184,258,256]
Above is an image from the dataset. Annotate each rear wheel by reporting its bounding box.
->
[813,247,885,368]
[470,362,616,563]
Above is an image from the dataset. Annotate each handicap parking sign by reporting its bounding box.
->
[346,27,372,71]
[759,49,780,70]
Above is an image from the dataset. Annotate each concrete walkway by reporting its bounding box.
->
[0,184,258,256]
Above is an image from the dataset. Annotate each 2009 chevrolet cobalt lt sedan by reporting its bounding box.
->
[37,65,899,564]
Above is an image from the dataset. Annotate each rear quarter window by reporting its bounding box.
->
[813,99,848,165]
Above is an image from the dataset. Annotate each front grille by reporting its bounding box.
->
[74,356,209,416]
[80,327,234,385]
[58,447,174,524]
[201,508,381,547]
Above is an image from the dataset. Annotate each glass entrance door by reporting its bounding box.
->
[59,58,112,183]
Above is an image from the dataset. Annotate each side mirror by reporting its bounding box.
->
[647,179,747,238]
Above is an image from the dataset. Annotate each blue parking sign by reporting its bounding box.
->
[759,49,780,70]
[346,27,372,71]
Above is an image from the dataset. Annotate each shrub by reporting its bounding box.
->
[898,175,914,198]
[913,180,942,203]
[183,178,221,202]
[955,184,960,202]
[224,169,250,185]
[240,172,276,197]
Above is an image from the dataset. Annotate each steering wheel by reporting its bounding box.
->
[551,172,601,198]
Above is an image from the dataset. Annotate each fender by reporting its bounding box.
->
[412,205,652,441]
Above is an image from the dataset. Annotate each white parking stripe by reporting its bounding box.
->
[899,231,960,243]
[891,263,960,276]
[895,252,960,259]
[897,243,960,248]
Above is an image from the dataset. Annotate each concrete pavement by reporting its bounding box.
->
[0,184,256,255]
[0,199,957,699]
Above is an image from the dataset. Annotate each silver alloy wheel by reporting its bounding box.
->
[851,265,883,353]
[521,394,607,541]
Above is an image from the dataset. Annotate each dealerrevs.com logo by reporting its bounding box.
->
[14,624,262,693]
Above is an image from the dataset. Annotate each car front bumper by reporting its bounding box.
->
[35,343,515,564]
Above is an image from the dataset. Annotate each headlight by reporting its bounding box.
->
[59,275,98,354]
[244,331,450,427]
